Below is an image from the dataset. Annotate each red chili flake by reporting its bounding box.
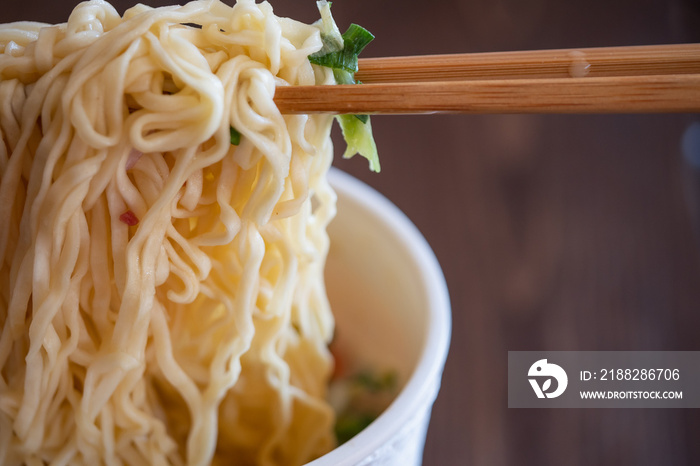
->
[119,210,139,226]
[329,342,346,380]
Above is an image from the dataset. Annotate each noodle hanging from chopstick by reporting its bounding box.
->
[0,1,338,464]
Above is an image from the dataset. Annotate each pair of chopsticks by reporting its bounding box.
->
[274,44,700,114]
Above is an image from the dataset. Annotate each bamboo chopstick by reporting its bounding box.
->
[354,44,700,82]
[273,44,700,114]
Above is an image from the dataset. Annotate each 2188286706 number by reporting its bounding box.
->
[600,368,680,381]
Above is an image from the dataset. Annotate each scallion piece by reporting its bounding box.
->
[230,126,241,145]
[337,114,380,172]
[340,23,374,57]
[353,114,369,124]
[332,68,355,85]
[309,24,374,73]
[309,3,379,172]
[310,0,344,58]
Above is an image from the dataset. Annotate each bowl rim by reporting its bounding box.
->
[308,168,452,465]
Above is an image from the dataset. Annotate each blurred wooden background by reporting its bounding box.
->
[5,1,700,465]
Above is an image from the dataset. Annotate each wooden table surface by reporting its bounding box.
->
[5,1,700,465]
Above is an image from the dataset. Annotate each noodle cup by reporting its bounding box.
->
[309,168,452,466]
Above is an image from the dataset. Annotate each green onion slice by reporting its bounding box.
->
[309,3,379,172]
[230,126,241,145]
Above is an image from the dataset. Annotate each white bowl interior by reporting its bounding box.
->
[309,169,451,466]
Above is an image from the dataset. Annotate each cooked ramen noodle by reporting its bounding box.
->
[0,1,343,464]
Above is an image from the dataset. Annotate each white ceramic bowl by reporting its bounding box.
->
[308,168,451,466]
